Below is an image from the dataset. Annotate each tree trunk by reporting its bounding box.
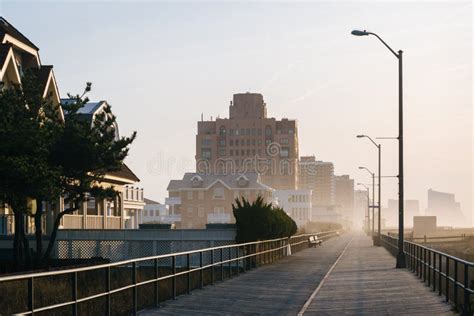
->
[34,200,43,262]
[43,203,80,261]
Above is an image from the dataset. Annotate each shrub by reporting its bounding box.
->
[232,196,297,243]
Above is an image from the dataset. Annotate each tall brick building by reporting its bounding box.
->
[195,93,299,190]
[299,156,335,206]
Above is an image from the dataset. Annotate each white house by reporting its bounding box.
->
[273,189,312,227]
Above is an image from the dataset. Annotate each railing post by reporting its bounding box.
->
[454,260,458,310]
[187,253,191,295]
[463,263,469,315]
[438,253,442,296]
[132,261,137,315]
[432,252,436,292]
[172,256,176,300]
[211,250,215,285]
[154,258,159,307]
[72,271,78,316]
[236,247,240,276]
[446,257,450,302]
[197,251,203,289]
[427,249,431,286]
[220,248,224,281]
[228,247,232,278]
[28,277,34,315]
[106,266,111,315]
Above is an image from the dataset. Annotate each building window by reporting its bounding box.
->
[257,140,262,145]
[149,210,154,217]
[240,128,245,136]
[246,149,251,155]
[235,140,239,146]
[230,129,234,136]
[230,149,234,156]
[235,129,240,136]
[219,148,226,156]
[187,191,193,199]
[251,128,256,136]
[265,139,271,146]
[281,138,289,145]
[246,128,250,135]
[213,187,225,200]
[241,150,245,156]
[289,129,294,134]
[214,206,225,214]
[144,210,148,216]
[219,139,226,147]
[201,148,211,159]
[246,139,251,146]
[202,139,212,146]
[265,126,272,136]
[280,147,289,157]
[252,139,256,146]
[198,191,204,200]
[236,150,239,156]
[229,139,234,146]
[219,126,226,136]
[187,206,193,214]
[257,128,262,135]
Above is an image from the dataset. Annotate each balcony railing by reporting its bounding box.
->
[207,213,232,224]
[61,214,83,229]
[61,215,122,229]
[124,186,144,202]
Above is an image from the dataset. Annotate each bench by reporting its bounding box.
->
[308,235,322,247]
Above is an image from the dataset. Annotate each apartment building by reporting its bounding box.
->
[273,189,312,227]
[166,172,274,229]
[299,156,335,206]
[195,93,299,190]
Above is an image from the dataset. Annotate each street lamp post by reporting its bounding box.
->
[357,135,382,246]
[351,29,406,268]
[359,166,375,241]
[357,183,370,235]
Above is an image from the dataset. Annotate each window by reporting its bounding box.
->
[213,187,225,199]
[235,129,240,136]
[265,139,271,146]
[198,191,204,200]
[257,129,262,136]
[219,148,226,156]
[202,139,212,146]
[219,139,226,146]
[240,128,245,136]
[241,150,245,156]
[230,129,234,136]
[265,126,272,136]
[257,140,262,145]
[219,126,226,136]
[201,148,211,159]
[214,206,225,214]
[235,140,239,146]
[236,150,239,156]
[246,128,250,135]
[258,149,262,156]
[281,138,289,145]
[289,129,294,134]
[187,191,193,199]
[149,210,154,217]
[252,149,256,155]
[246,149,250,155]
[251,128,256,136]
[187,206,193,214]
[229,139,234,146]
[246,139,251,146]
[230,150,234,156]
[280,147,289,157]
[144,210,148,216]
[252,139,256,146]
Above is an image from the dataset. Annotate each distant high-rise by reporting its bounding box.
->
[334,175,355,220]
[426,189,464,227]
[386,199,420,227]
[299,156,335,206]
[195,93,299,189]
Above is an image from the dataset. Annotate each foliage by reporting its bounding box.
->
[0,71,137,266]
[232,196,297,243]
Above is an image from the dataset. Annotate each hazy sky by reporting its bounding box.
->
[1,1,472,225]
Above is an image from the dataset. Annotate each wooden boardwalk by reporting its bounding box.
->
[141,233,454,315]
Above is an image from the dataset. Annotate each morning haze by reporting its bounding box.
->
[1,1,471,226]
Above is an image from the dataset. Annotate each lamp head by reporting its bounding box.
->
[358,166,364,170]
[351,30,369,36]
[356,135,365,138]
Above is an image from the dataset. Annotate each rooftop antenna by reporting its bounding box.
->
[201,113,203,122]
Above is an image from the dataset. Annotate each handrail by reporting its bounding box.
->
[0,230,341,315]
[380,234,473,315]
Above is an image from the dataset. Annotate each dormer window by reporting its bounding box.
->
[191,175,203,187]
[237,175,249,187]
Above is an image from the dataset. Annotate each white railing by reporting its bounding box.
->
[207,213,232,224]
[86,215,103,229]
[106,216,121,229]
[62,215,83,229]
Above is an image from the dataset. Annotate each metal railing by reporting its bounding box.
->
[381,234,473,315]
[0,230,339,315]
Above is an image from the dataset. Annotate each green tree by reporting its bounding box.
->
[232,196,297,243]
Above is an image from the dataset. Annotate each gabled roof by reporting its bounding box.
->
[167,172,273,191]
[144,198,160,205]
[0,17,39,50]
[107,163,140,183]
